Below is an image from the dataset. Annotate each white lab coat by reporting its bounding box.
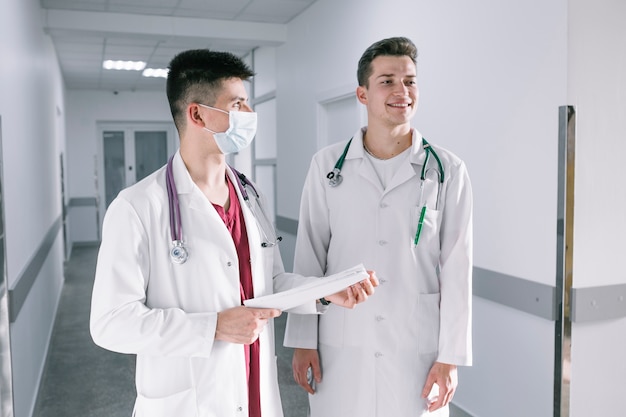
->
[284,128,473,417]
[90,151,319,417]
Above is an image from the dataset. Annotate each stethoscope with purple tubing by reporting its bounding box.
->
[166,155,282,264]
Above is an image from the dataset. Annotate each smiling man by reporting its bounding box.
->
[284,37,474,417]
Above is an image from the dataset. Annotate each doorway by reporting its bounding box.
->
[97,122,177,229]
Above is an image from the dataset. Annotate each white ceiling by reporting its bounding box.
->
[41,0,317,91]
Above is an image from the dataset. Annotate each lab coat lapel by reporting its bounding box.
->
[384,162,416,193]
[348,131,385,193]
[170,151,237,252]
[384,130,427,193]
[171,151,211,213]
[408,129,427,169]
[350,129,428,194]
[225,167,267,298]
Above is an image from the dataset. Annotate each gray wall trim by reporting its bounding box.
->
[72,241,100,248]
[571,284,626,322]
[450,402,474,417]
[474,267,557,320]
[253,158,277,166]
[68,197,97,207]
[8,216,62,322]
[276,215,298,236]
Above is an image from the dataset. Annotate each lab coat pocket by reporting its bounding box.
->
[417,292,441,355]
[133,388,198,417]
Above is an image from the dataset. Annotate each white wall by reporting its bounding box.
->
[278,0,567,416]
[0,0,67,416]
[253,47,277,98]
[65,90,173,245]
[568,0,626,415]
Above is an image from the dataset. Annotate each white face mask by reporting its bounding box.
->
[199,104,257,154]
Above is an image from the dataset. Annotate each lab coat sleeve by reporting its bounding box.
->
[284,156,330,349]
[437,160,473,366]
[90,197,216,358]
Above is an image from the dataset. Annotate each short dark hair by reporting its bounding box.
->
[166,49,255,130]
[357,37,418,88]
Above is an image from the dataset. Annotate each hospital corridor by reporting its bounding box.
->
[2,1,626,417]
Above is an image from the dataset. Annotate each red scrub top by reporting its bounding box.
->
[213,176,261,417]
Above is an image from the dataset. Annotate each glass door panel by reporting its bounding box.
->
[103,131,125,208]
[134,131,167,182]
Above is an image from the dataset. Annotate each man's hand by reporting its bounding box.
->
[324,270,379,308]
[215,306,281,344]
[421,362,458,412]
[292,348,321,394]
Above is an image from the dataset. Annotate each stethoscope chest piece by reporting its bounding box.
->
[326,138,352,187]
[170,241,188,264]
[326,168,343,187]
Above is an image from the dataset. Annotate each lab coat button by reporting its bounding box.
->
[379,202,388,208]
[374,351,383,358]
[378,240,387,246]
[237,406,243,412]
[375,315,385,322]
[227,261,233,267]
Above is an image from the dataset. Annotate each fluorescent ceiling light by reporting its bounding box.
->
[103,60,146,71]
[142,68,169,78]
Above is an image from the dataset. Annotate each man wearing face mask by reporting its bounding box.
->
[90,49,378,417]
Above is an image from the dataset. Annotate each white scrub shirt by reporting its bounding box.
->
[284,128,473,417]
[90,151,319,417]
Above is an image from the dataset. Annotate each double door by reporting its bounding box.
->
[98,123,177,230]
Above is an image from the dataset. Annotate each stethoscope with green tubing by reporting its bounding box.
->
[326,137,445,246]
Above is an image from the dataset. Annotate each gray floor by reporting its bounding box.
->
[33,244,309,417]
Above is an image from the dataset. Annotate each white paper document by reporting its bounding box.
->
[243,264,368,310]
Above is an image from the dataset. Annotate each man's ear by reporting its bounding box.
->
[187,103,205,128]
[356,86,368,105]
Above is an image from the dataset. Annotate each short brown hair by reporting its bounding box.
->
[357,37,418,88]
